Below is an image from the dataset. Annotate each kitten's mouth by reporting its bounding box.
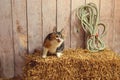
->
[56,39,61,42]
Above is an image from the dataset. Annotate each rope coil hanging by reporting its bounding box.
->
[76,3,106,52]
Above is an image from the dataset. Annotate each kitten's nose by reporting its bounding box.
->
[56,38,61,42]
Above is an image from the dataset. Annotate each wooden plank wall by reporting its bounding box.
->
[12,0,27,77]
[0,0,120,78]
[27,0,42,53]
[71,0,85,48]
[0,0,14,78]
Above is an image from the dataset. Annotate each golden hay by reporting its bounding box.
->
[24,48,120,80]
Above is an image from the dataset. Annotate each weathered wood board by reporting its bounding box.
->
[0,0,14,78]
[27,0,42,53]
[71,0,85,48]
[100,0,114,50]
[57,0,71,48]
[12,0,27,77]
[42,0,56,41]
[114,0,120,53]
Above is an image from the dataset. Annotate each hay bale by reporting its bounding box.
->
[24,49,120,80]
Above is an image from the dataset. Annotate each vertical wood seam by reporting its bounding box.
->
[113,0,115,49]
[112,0,115,18]
[99,0,101,18]
[26,0,29,54]
[84,0,86,48]
[41,0,44,43]
[41,0,43,44]
[99,0,102,18]
[10,0,15,77]
[111,0,115,48]
[70,0,72,48]
[56,0,57,29]
[68,0,71,48]
[112,0,115,75]
[69,0,71,48]
[41,0,45,43]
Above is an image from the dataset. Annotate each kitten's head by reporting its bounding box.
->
[52,27,65,42]
[43,27,65,48]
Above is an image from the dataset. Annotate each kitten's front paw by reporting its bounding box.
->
[57,52,63,58]
[42,55,47,58]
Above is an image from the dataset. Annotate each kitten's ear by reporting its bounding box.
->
[60,28,67,37]
[60,28,64,33]
[53,27,57,33]
[60,28,65,34]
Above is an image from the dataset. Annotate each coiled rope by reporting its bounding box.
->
[76,3,106,52]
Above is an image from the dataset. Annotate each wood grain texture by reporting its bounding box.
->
[42,0,56,42]
[27,0,42,53]
[57,0,71,48]
[71,0,85,48]
[100,0,114,49]
[100,0,114,20]
[114,0,120,53]
[0,0,14,78]
[86,0,100,9]
[12,0,27,77]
